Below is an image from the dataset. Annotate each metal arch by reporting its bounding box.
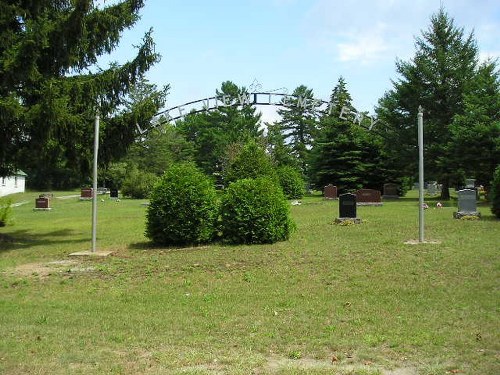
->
[140,92,388,138]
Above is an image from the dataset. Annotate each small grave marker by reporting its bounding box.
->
[383,183,399,199]
[427,181,437,196]
[34,197,51,211]
[80,188,93,200]
[110,189,119,199]
[323,184,337,199]
[453,189,480,219]
[356,189,382,206]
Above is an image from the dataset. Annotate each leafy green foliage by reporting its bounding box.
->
[146,163,219,245]
[0,197,12,227]
[223,140,277,186]
[490,165,500,218]
[220,178,294,244]
[121,165,158,199]
[276,166,305,199]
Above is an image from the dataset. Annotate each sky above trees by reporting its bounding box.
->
[97,0,500,122]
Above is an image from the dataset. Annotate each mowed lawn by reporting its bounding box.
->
[0,191,498,374]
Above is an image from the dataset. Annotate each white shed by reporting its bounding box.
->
[0,171,27,197]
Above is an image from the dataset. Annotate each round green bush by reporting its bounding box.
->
[146,163,219,245]
[221,177,294,244]
[223,140,277,186]
[490,164,500,218]
[277,166,305,199]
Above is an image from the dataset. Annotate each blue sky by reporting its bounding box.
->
[98,0,499,123]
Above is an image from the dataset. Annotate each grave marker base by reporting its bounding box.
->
[334,217,362,224]
[33,208,52,211]
[453,211,481,219]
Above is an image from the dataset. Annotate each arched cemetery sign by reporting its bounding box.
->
[138,91,380,135]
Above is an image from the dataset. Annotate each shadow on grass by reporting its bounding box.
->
[0,229,87,252]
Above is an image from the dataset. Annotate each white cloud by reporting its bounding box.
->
[337,24,390,64]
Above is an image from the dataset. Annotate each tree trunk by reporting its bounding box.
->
[440,179,451,200]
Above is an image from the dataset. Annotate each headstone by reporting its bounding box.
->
[383,183,399,199]
[97,187,108,195]
[110,189,119,199]
[465,179,475,189]
[80,188,93,200]
[453,189,480,219]
[427,181,437,196]
[356,189,382,206]
[34,197,51,211]
[323,184,337,199]
[336,193,361,223]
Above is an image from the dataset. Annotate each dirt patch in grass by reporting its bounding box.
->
[4,259,95,278]
[258,356,418,375]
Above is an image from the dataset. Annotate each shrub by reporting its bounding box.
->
[491,165,500,218]
[276,166,305,199]
[121,165,158,199]
[146,163,219,245]
[221,177,294,244]
[223,140,277,186]
[0,197,12,227]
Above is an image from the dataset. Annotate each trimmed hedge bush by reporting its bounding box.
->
[277,166,305,199]
[221,177,294,244]
[491,165,500,218]
[146,163,219,245]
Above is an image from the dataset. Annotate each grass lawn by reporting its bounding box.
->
[0,191,498,374]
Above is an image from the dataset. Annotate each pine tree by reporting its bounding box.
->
[277,85,320,175]
[176,81,262,175]
[377,8,480,199]
[449,61,500,189]
[309,77,387,192]
[0,0,162,188]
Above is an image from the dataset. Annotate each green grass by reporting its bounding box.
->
[0,191,498,374]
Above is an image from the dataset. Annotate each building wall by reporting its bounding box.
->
[0,175,26,197]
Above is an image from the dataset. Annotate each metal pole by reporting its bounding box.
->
[91,112,99,252]
[417,106,424,242]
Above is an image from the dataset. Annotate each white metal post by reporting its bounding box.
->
[91,112,99,252]
[417,106,424,243]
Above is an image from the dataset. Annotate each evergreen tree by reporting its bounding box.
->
[277,85,320,175]
[176,81,262,175]
[449,61,500,189]
[377,8,480,199]
[265,122,298,168]
[0,0,163,188]
[310,77,386,192]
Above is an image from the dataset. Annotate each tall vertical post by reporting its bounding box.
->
[91,112,99,252]
[417,106,424,242]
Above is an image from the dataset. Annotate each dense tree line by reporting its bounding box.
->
[1,3,497,205]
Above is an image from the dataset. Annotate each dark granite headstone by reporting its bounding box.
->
[453,189,480,219]
[383,183,399,198]
[356,189,382,206]
[110,189,119,199]
[323,184,337,199]
[339,193,357,218]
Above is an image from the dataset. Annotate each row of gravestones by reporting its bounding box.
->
[334,188,481,222]
[324,184,395,203]
[34,188,119,210]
